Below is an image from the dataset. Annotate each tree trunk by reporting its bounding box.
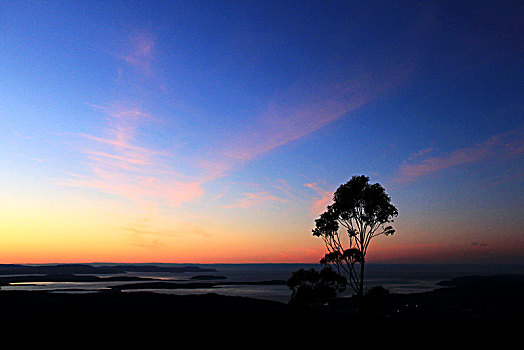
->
[359,261,365,297]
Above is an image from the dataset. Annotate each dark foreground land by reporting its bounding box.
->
[1,274,523,338]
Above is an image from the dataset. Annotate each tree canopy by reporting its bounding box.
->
[313,175,398,297]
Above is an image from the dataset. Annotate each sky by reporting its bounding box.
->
[1,1,523,264]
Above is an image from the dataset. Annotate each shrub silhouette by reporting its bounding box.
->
[361,285,391,316]
[366,285,390,299]
[287,267,347,306]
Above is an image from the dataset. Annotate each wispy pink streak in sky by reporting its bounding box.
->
[396,126,524,183]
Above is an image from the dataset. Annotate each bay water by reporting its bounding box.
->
[3,263,523,303]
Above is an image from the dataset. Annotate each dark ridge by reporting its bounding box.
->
[2,275,523,337]
[2,274,523,328]
[109,279,288,291]
[435,274,524,288]
[110,265,217,273]
[0,264,217,275]
[110,282,216,291]
[218,280,287,286]
[190,275,228,280]
[330,274,524,321]
[0,290,289,334]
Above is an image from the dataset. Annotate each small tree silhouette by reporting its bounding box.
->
[313,175,398,297]
[287,267,347,306]
[360,285,391,316]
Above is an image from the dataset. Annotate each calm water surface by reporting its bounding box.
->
[2,263,523,303]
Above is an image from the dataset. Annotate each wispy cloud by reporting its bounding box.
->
[491,171,524,186]
[121,32,155,75]
[222,191,287,209]
[85,151,150,166]
[64,30,412,223]
[61,104,204,208]
[272,179,301,201]
[122,219,211,249]
[304,182,332,216]
[396,126,524,183]
[194,73,405,185]
[220,80,372,163]
[408,147,436,160]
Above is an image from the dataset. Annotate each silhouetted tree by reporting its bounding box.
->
[287,267,347,306]
[313,175,398,297]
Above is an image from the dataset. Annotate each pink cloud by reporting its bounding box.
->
[408,147,435,160]
[62,104,205,207]
[492,171,524,186]
[78,133,152,152]
[122,32,155,75]
[63,164,204,208]
[222,192,287,209]
[86,151,150,165]
[191,76,387,184]
[221,80,371,162]
[202,59,412,179]
[396,126,524,183]
[65,41,413,211]
[305,182,333,216]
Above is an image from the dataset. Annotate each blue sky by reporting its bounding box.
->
[0,1,523,263]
